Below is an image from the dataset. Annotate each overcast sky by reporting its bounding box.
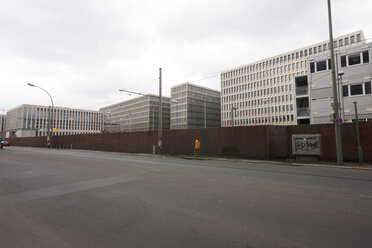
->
[1,0,371,112]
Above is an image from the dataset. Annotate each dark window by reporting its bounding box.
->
[314,47,317,54]
[300,51,303,57]
[350,84,363,96]
[305,50,308,56]
[309,48,312,55]
[323,44,327,51]
[316,61,327,72]
[334,41,337,48]
[328,59,332,70]
[357,34,361,42]
[339,39,343,47]
[343,85,349,97]
[351,36,355,44]
[296,52,299,59]
[366,82,371,94]
[318,45,322,52]
[363,51,369,63]
[345,37,349,45]
[348,53,361,66]
[341,56,347,67]
[310,62,315,73]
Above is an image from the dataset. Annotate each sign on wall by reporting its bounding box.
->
[292,134,322,156]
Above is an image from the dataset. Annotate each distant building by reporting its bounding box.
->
[296,42,372,124]
[0,114,6,138]
[5,104,103,138]
[170,82,220,129]
[220,30,366,127]
[100,95,170,132]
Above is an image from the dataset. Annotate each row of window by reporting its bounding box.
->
[343,82,371,97]
[223,94,294,113]
[310,59,332,73]
[221,33,362,80]
[222,114,295,127]
[341,51,369,67]
[222,104,294,119]
[222,62,306,87]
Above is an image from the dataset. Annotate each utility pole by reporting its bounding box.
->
[158,68,163,154]
[327,0,343,164]
[353,102,364,164]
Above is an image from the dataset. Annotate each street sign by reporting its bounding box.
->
[335,117,343,126]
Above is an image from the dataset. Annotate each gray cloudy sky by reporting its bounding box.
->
[1,0,372,112]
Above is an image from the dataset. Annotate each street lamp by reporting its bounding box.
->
[27,83,54,148]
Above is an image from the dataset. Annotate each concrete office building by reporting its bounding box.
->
[295,42,372,124]
[220,30,365,127]
[5,104,103,138]
[170,82,220,129]
[0,114,6,138]
[100,95,170,132]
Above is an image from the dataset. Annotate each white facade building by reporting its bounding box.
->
[295,42,372,124]
[220,31,365,127]
[100,95,171,132]
[5,104,103,138]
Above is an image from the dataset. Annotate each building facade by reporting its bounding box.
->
[296,42,372,124]
[170,82,220,129]
[220,30,365,127]
[5,104,103,138]
[0,114,6,138]
[100,95,170,132]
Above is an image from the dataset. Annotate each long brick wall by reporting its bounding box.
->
[7,122,372,162]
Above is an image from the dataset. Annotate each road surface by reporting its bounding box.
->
[1,146,372,248]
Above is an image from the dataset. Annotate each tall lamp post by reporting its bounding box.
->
[327,0,343,164]
[27,83,54,148]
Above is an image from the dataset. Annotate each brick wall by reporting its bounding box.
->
[8,122,372,162]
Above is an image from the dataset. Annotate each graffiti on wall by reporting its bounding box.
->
[292,134,321,156]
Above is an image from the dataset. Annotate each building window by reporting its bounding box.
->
[345,37,349,45]
[300,51,303,57]
[351,36,355,44]
[328,59,332,70]
[341,56,347,67]
[363,51,369,63]
[309,48,312,55]
[350,84,363,96]
[314,47,317,54]
[318,45,322,52]
[316,61,327,72]
[334,41,337,48]
[343,85,349,97]
[339,39,343,47]
[348,53,361,66]
[323,44,327,51]
[366,82,371,94]
[357,34,361,42]
[304,49,308,56]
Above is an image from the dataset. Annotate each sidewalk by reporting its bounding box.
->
[171,154,372,171]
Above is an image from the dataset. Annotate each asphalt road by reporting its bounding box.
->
[1,146,372,248]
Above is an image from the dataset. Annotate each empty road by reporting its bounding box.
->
[1,146,372,248]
